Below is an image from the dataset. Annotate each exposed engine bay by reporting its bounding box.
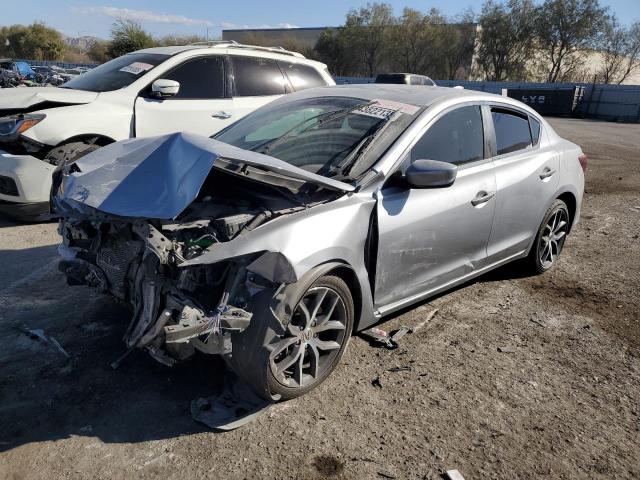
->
[57,167,327,366]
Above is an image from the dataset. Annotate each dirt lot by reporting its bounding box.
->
[0,118,638,480]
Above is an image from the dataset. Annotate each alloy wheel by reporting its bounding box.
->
[538,208,568,269]
[269,286,348,388]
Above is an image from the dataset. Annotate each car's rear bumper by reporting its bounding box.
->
[0,150,54,220]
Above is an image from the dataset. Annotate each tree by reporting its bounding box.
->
[535,0,609,82]
[314,29,355,76]
[87,40,110,63]
[438,10,477,80]
[107,18,156,58]
[476,0,536,81]
[388,8,434,74]
[596,19,640,84]
[157,34,207,47]
[240,33,315,58]
[344,2,394,76]
[0,23,66,60]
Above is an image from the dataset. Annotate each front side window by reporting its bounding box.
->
[62,53,169,92]
[279,61,327,91]
[411,105,484,165]
[162,56,224,99]
[230,56,286,96]
[492,109,533,155]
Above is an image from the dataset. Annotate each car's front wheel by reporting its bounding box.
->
[527,199,570,274]
[229,274,354,400]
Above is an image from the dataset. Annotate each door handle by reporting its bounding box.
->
[471,191,495,206]
[212,111,231,119]
[539,167,557,180]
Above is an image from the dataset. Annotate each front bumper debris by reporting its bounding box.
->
[57,218,264,367]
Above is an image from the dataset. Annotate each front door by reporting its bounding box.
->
[374,105,496,309]
[135,55,235,137]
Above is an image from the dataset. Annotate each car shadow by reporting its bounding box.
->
[0,216,55,229]
[0,244,535,452]
[380,259,534,323]
[0,243,60,290]
[0,245,230,452]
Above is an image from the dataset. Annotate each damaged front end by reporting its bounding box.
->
[58,214,278,365]
[53,132,351,367]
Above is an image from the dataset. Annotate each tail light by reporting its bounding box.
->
[578,154,588,173]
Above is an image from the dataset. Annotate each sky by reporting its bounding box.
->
[2,0,639,39]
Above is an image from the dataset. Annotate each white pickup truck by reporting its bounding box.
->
[0,41,334,220]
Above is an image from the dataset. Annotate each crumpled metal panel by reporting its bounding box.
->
[60,132,354,220]
[0,86,98,109]
[62,133,217,219]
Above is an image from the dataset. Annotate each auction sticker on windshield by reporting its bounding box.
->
[119,62,154,75]
[355,99,420,119]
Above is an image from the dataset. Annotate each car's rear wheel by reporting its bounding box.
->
[527,199,570,274]
[229,274,354,400]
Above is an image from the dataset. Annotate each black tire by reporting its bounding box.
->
[229,274,354,401]
[44,142,100,167]
[525,199,570,274]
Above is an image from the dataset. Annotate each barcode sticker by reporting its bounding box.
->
[119,62,154,75]
[354,98,420,119]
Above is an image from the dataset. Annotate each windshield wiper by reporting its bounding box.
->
[326,113,396,178]
[256,101,373,156]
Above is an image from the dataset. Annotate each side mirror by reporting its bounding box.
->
[151,79,180,98]
[405,159,457,188]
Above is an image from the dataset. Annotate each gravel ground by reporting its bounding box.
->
[0,118,638,480]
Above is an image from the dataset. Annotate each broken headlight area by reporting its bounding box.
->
[57,213,280,366]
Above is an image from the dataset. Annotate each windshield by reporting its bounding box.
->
[215,97,408,179]
[62,53,169,92]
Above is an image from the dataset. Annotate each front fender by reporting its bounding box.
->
[182,193,378,329]
[22,99,133,146]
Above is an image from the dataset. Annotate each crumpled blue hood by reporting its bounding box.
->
[58,132,354,220]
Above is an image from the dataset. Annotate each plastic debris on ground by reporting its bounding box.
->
[16,326,70,358]
[359,308,438,349]
[360,326,411,349]
[446,469,466,480]
[191,377,277,431]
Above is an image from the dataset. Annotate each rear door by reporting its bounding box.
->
[374,104,496,309]
[228,55,288,121]
[134,55,235,137]
[486,107,559,262]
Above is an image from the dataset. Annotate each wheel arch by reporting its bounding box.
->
[286,260,364,333]
[55,134,116,148]
[556,191,577,232]
[321,263,363,333]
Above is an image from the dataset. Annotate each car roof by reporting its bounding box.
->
[135,42,313,62]
[276,84,477,107]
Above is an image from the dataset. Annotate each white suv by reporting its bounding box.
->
[0,41,334,219]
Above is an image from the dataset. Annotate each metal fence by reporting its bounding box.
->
[17,59,98,69]
[335,76,640,122]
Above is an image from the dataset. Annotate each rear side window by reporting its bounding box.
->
[530,117,541,145]
[163,56,225,99]
[279,61,327,90]
[492,109,532,155]
[230,56,286,96]
[411,105,484,165]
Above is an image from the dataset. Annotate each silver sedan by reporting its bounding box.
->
[54,85,586,400]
